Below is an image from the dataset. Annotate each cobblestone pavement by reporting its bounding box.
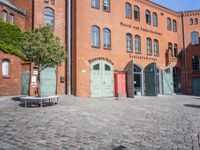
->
[0,95,200,150]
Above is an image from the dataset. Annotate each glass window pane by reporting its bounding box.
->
[93,64,100,70]
[135,35,141,53]
[191,32,199,45]
[103,0,110,12]
[2,60,9,76]
[134,6,140,21]
[153,13,158,26]
[126,3,132,18]
[2,10,7,22]
[105,64,111,71]
[104,28,111,48]
[92,26,100,47]
[9,14,14,24]
[44,8,54,29]
[92,0,99,8]
[126,34,133,52]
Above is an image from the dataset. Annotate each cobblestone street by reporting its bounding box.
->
[0,95,200,150]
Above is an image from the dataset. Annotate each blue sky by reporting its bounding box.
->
[150,0,200,12]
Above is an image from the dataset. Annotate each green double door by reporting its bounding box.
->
[145,63,158,96]
[163,66,174,95]
[40,67,56,96]
[90,61,114,98]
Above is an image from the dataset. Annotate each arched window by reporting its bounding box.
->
[174,44,178,58]
[2,10,7,22]
[191,31,199,45]
[195,18,198,25]
[146,10,151,25]
[2,60,10,76]
[91,0,99,9]
[103,0,110,12]
[154,39,159,56]
[125,3,132,19]
[134,6,140,21]
[173,20,177,32]
[44,8,54,29]
[92,26,100,47]
[153,12,158,26]
[103,28,111,48]
[167,17,172,31]
[126,33,133,52]
[147,38,152,55]
[192,56,200,71]
[135,35,141,53]
[168,42,173,57]
[190,18,193,25]
[9,13,14,24]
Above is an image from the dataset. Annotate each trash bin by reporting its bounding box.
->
[114,71,127,97]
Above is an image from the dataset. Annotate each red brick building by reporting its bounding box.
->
[0,0,200,97]
[0,0,66,96]
[71,0,200,97]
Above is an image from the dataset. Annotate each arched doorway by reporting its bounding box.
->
[90,60,114,97]
[134,64,144,96]
[173,67,182,93]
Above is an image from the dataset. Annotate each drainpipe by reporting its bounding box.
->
[32,0,34,30]
[181,12,188,94]
[67,0,72,95]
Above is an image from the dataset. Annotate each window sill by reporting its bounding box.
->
[135,52,141,54]
[104,47,111,50]
[126,16,132,19]
[103,10,111,13]
[126,51,133,53]
[92,46,100,49]
[2,76,11,78]
[91,6,100,9]
[147,54,152,56]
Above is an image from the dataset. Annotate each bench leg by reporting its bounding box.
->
[25,100,27,108]
[40,99,42,107]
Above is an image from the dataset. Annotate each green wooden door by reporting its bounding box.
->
[21,72,30,95]
[192,78,200,96]
[145,63,157,96]
[40,67,56,96]
[102,62,114,97]
[163,66,174,95]
[125,60,134,98]
[90,61,114,97]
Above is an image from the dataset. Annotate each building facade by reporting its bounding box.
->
[71,0,200,97]
[0,0,200,97]
[0,0,66,96]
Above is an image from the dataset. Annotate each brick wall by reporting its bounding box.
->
[73,0,181,97]
[0,51,22,96]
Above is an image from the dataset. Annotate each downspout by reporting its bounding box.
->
[67,0,72,95]
[32,0,34,30]
[181,12,188,94]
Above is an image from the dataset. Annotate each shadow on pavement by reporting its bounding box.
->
[112,145,127,150]
[11,97,21,101]
[184,104,200,108]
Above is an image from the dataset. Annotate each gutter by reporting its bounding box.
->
[67,0,71,95]
[0,0,26,16]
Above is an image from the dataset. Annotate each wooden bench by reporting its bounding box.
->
[20,96,59,108]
